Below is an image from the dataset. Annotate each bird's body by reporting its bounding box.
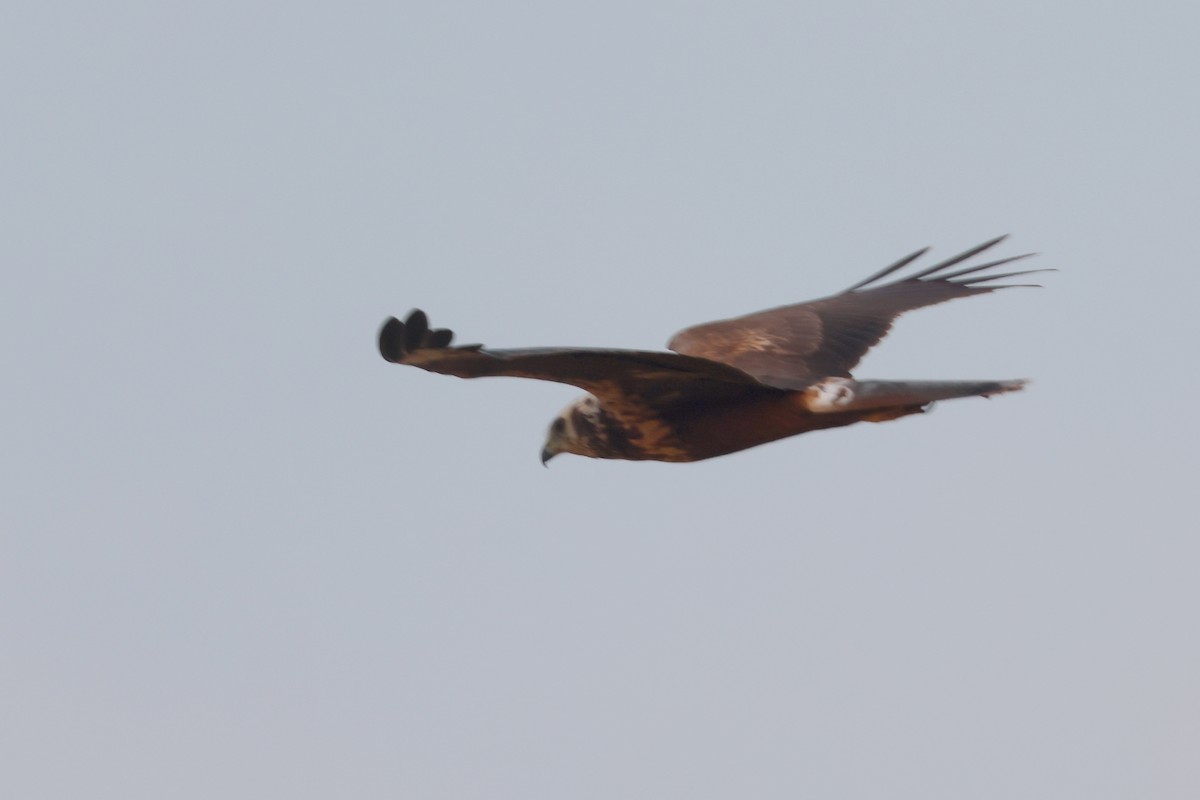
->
[379,237,1044,464]
[539,376,1023,462]
[556,388,863,463]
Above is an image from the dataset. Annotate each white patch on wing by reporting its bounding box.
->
[803,377,857,413]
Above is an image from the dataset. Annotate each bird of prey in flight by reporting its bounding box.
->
[378,236,1044,464]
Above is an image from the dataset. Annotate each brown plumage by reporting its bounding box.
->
[378,236,1046,464]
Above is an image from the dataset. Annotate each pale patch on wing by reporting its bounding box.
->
[802,377,857,413]
[735,332,790,354]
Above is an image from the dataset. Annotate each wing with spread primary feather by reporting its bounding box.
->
[667,235,1049,389]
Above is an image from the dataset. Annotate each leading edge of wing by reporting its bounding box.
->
[378,310,766,391]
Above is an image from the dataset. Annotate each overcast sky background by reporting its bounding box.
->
[3,2,1198,798]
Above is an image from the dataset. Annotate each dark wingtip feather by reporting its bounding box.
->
[403,309,428,353]
[846,246,931,291]
[846,236,1042,294]
[950,267,1057,286]
[378,317,407,363]
[902,235,1010,281]
[933,252,1036,282]
[428,327,454,348]
[381,310,460,362]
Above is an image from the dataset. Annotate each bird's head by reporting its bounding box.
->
[541,395,605,466]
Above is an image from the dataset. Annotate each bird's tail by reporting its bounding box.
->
[803,377,1027,416]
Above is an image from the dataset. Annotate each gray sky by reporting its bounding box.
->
[3,1,1198,798]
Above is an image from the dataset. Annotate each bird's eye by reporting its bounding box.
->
[551,418,566,435]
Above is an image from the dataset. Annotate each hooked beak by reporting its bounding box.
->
[540,447,556,467]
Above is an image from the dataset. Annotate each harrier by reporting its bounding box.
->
[379,236,1045,464]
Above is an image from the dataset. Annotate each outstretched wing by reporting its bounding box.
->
[378,309,772,409]
[668,236,1048,390]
